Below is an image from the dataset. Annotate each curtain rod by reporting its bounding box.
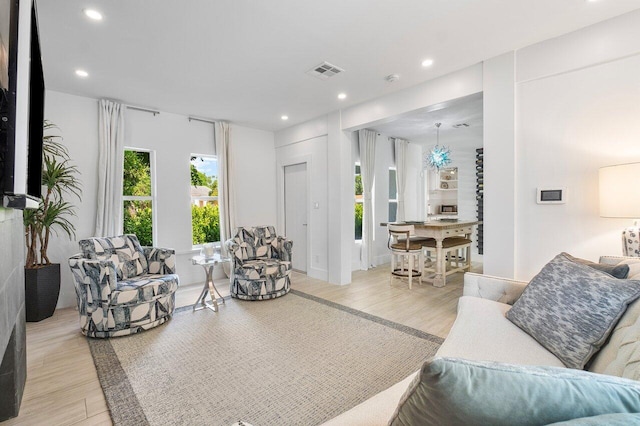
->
[126,105,160,116]
[188,116,216,125]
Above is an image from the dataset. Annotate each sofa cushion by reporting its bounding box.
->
[563,252,629,278]
[388,357,640,426]
[80,235,149,280]
[616,258,640,280]
[588,296,640,380]
[506,253,640,369]
[319,372,417,426]
[437,296,565,367]
[110,274,179,306]
[548,413,640,425]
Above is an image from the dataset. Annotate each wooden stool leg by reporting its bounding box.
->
[408,254,413,290]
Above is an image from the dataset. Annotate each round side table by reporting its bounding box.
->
[191,254,230,312]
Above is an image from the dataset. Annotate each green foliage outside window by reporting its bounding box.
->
[355,203,363,240]
[355,165,363,240]
[192,204,220,244]
[355,174,363,196]
[123,150,153,246]
[190,156,220,244]
[123,200,153,246]
[123,151,151,196]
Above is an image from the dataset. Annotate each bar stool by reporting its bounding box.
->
[387,224,425,289]
[421,237,472,285]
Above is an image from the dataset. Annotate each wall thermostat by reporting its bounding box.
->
[537,188,566,204]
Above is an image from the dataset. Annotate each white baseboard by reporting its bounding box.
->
[306,267,328,282]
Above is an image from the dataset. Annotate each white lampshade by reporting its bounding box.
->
[599,162,640,218]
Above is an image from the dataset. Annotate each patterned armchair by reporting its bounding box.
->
[68,234,179,338]
[225,226,293,300]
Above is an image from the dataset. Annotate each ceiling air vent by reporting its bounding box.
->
[306,61,345,80]
[453,123,470,128]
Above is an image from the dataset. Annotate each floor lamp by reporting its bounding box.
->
[599,162,640,257]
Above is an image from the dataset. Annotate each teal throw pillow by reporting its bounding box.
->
[548,413,640,425]
[388,357,640,426]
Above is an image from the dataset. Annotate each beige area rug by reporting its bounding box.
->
[88,290,443,426]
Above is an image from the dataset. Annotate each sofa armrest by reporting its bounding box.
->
[276,236,293,262]
[463,272,528,305]
[143,247,176,274]
[599,255,638,265]
[68,254,118,300]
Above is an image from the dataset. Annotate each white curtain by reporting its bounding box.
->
[95,99,125,237]
[393,138,408,222]
[215,121,235,262]
[359,129,377,270]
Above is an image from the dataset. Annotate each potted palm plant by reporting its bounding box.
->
[23,121,81,321]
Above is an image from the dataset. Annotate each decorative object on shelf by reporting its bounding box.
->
[599,162,640,256]
[425,123,452,170]
[444,174,451,180]
[440,182,449,189]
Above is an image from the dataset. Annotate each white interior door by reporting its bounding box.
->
[284,163,308,272]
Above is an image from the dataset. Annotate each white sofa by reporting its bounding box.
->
[323,256,640,425]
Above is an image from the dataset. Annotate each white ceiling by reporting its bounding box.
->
[37,0,640,131]
[371,92,483,144]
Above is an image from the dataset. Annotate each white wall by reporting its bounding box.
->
[229,125,278,227]
[483,52,516,278]
[514,51,640,280]
[45,90,277,308]
[45,92,100,310]
[276,135,328,280]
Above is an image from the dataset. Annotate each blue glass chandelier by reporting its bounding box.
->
[425,123,452,170]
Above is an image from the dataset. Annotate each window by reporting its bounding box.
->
[122,149,154,246]
[190,155,220,246]
[388,168,398,222]
[355,163,363,240]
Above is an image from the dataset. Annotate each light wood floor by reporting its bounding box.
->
[1,262,481,426]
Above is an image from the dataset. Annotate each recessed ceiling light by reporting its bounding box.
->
[75,69,89,78]
[83,9,103,21]
[421,59,434,67]
[337,93,347,100]
[281,115,289,121]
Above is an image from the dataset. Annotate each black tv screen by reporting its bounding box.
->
[0,0,45,208]
[0,0,17,197]
[27,2,43,199]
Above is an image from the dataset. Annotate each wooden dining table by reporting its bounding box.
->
[381,219,480,287]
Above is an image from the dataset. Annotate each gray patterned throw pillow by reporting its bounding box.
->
[506,253,640,369]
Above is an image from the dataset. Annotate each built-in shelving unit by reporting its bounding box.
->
[476,148,484,255]
[438,167,458,190]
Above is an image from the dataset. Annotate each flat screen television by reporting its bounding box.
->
[0,0,45,209]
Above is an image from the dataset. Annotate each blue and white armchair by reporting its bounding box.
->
[68,234,179,338]
[225,226,293,300]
